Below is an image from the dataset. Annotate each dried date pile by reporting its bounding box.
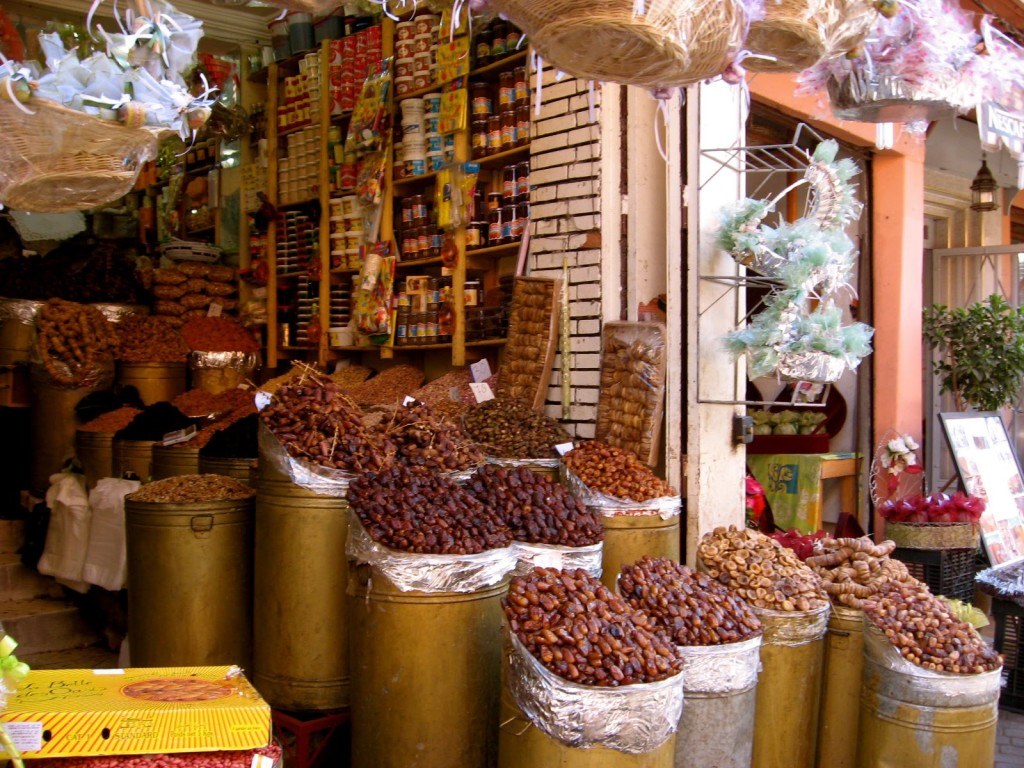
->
[118,315,189,363]
[35,299,119,387]
[864,581,1002,674]
[466,465,603,547]
[806,537,913,609]
[504,568,683,686]
[259,376,394,473]
[127,474,254,503]
[79,407,142,434]
[462,398,572,459]
[562,441,676,502]
[385,401,484,473]
[698,526,828,612]
[173,387,253,418]
[619,557,761,646]
[348,464,512,554]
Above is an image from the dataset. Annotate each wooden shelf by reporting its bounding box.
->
[396,256,444,269]
[279,123,316,137]
[469,51,528,79]
[468,338,508,347]
[383,338,507,352]
[466,241,522,258]
[329,345,378,352]
[184,226,215,238]
[329,267,360,274]
[331,110,353,123]
[277,198,319,210]
[396,80,455,103]
[475,144,530,168]
[249,50,312,83]
[392,171,438,189]
[279,345,317,352]
[276,270,311,279]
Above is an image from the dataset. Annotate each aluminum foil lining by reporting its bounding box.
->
[0,298,43,326]
[90,303,150,323]
[347,512,517,594]
[677,635,763,695]
[505,629,685,754]
[754,603,831,647]
[776,351,846,384]
[736,245,789,278]
[485,455,562,470]
[189,350,261,372]
[443,463,485,485]
[863,624,1002,708]
[257,423,354,498]
[827,67,960,124]
[512,541,603,578]
[562,466,682,519]
[977,561,1024,606]
[30,358,115,391]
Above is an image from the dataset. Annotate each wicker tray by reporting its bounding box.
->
[497,276,561,411]
[885,521,980,550]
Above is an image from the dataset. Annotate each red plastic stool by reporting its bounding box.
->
[272,709,351,768]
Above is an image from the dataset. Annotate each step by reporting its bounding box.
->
[0,553,63,600]
[0,599,97,656]
[0,519,25,555]
[20,645,120,671]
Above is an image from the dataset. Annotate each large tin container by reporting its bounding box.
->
[117,362,187,406]
[752,603,830,768]
[0,298,42,364]
[200,456,255,486]
[151,443,201,480]
[113,438,155,483]
[190,351,260,395]
[599,512,681,589]
[253,475,350,710]
[350,563,507,768]
[75,430,114,490]
[125,494,254,668]
[817,605,865,768]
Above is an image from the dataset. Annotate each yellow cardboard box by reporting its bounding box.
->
[0,666,271,758]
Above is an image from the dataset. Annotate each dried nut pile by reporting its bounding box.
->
[35,299,119,387]
[698,526,828,612]
[466,465,603,547]
[462,398,571,459]
[181,317,259,353]
[864,581,1002,673]
[806,537,912,609]
[260,377,394,473]
[504,568,684,686]
[118,315,189,363]
[562,441,676,502]
[37,744,282,768]
[175,400,257,450]
[500,278,556,405]
[349,464,512,554]
[127,474,254,503]
[330,364,374,389]
[173,387,253,419]
[408,369,482,421]
[152,263,238,326]
[342,364,425,406]
[385,401,484,473]
[595,329,666,464]
[619,557,762,646]
[79,407,142,434]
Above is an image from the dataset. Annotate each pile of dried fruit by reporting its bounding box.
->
[806,537,912,609]
[117,315,189,363]
[127,474,254,503]
[172,387,254,418]
[341,364,425,406]
[562,441,676,502]
[78,407,142,434]
[462,398,572,459]
[384,401,484,473]
[181,316,259,353]
[35,299,119,387]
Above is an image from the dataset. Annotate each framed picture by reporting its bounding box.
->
[939,412,1024,566]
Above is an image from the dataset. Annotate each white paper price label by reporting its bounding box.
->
[555,442,575,456]
[403,395,416,406]
[470,358,492,383]
[0,722,42,753]
[162,425,197,446]
[207,303,223,317]
[469,382,495,403]
[254,391,272,411]
[251,755,277,768]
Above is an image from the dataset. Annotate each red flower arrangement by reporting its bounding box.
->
[878,492,985,525]
[772,529,827,561]
[745,474,766,526]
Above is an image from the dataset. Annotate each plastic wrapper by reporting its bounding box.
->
[977,559,1024,607]
[91,304,149,324]
[863,624,1002,707]
[354,248,395,338]
[485,455,561,472]
[82,477,141,591]
[30,356,114,393]
[189,351,260,394]
[776,351,847,384]
[347,512,516,594]
[0,298,43,326]
[512,541,603,577]
[562,465,682,519]
[594,322,666,467]
[257,423,354,498]
[37,472,92,592]
[505,629,685,753]
[677,635,762,695]
[753,602,830,647]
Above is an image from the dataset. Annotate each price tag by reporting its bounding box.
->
[162,425,197,446]
[533,551,564,569]
[207,303,223,317]
[403,395,416,406]
[555,442,575,456]
[0,722,42,753]
[470,358,492,383]
[448,386,461,402]
[251,755,277,768]
[254,391,272,411]
[469,382,494,403]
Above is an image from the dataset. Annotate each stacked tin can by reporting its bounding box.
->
[276,210,317,273]
[394,15,439,96]
[328,195,364,271]
[328,23,382,115]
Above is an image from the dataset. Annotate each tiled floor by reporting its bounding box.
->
[997,708,1024,768]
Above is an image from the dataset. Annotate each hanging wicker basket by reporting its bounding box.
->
[885,521,980,550]
[827,64,960,123]
[486,0,748,88]
[0,98,157,213]
[745,0,848,73]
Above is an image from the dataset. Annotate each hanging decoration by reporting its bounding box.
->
[975,20,1024,188]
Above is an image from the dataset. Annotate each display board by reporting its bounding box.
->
[939,411,1024,566]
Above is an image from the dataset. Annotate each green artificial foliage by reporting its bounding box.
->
[923,294,1024,411]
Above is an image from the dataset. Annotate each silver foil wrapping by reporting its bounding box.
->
[90,303,150,323]
[562,465,682,519]
[512,541,603,578]
[485,455,563,472]
[827,67,960,124]
[0,298,43,325]
[677,635,763,695]
[754,603,831,647]
[189,350,261,372]
[505,629,685,754]
[977,561,1024,605]
[347,512,517,594]
[776,351,846,383]
[443,463,485,485]
[736,245,789,278]
[30,358,115,391]
[257,422,355,497]
[863,624,1002,707]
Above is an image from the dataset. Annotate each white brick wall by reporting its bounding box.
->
[528,65,603,439]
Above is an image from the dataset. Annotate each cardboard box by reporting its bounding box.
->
[0,667,271,758]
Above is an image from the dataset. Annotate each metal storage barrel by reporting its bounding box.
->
[190,351,260,395]
[76,430,114,490]
[200,456,255,486]
[675,636,761,768]
[118,362,187,405]
[126,494,254,668]
[151,443,201,479]
[599,512,681,589]
[114,438,156,483]
[0,298,42,364]
[751,603,830,768]
[350,563,507,768]
[817,606,865,768]
[253,475,350,710]
[498,693,676,768]
[856,625,1001,768]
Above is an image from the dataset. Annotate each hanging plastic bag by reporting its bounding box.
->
[354,245,395,337]
[82,477,141,591]
[37,472,91,592]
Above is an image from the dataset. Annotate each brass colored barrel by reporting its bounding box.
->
[253,476,350,710]
[200,456,256,486]
[0,298,42,364]
[151,443,201,479]
[114,438,155,483]
[817,606,864,768]
[75,430,114,490]
[117,362,187,406]
[598,512,681,589]
[126,495,254,668]
[752,604,829,768]
[350,564,507,768]
[498,694,675,767]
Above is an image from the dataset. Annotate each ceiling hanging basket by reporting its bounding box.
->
[826,64,961,123]
[745,0,866,73]
[0,98,157,213]
[485,0,750,88]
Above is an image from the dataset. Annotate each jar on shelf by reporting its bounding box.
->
[500,109,515,150]
[515,105,531,147]
[516,162,530,200]
[514,66,529,108]
[487,192,503,212]
[487,208,502,244]
[487,115,502,154]
[410,194,428,226]
[490,21,508,59]
[472,82,493,117]
[465,281,481,307]
[516,201,530,237]
[396,307,410,345]
[475,27,492,67]
[502,165,517,201]
[498,71,515,110]
[501,205,515,242]
[471,119,489,159]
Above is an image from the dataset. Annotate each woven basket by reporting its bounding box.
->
[827,65,961,124]
[487,0,747,88]
[0,98,157,213]
[885,522,980,551]
[746,0,839,73]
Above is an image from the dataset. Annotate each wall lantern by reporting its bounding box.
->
[970,155,999,212]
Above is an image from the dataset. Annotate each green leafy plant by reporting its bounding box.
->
[923,294,1024,411]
